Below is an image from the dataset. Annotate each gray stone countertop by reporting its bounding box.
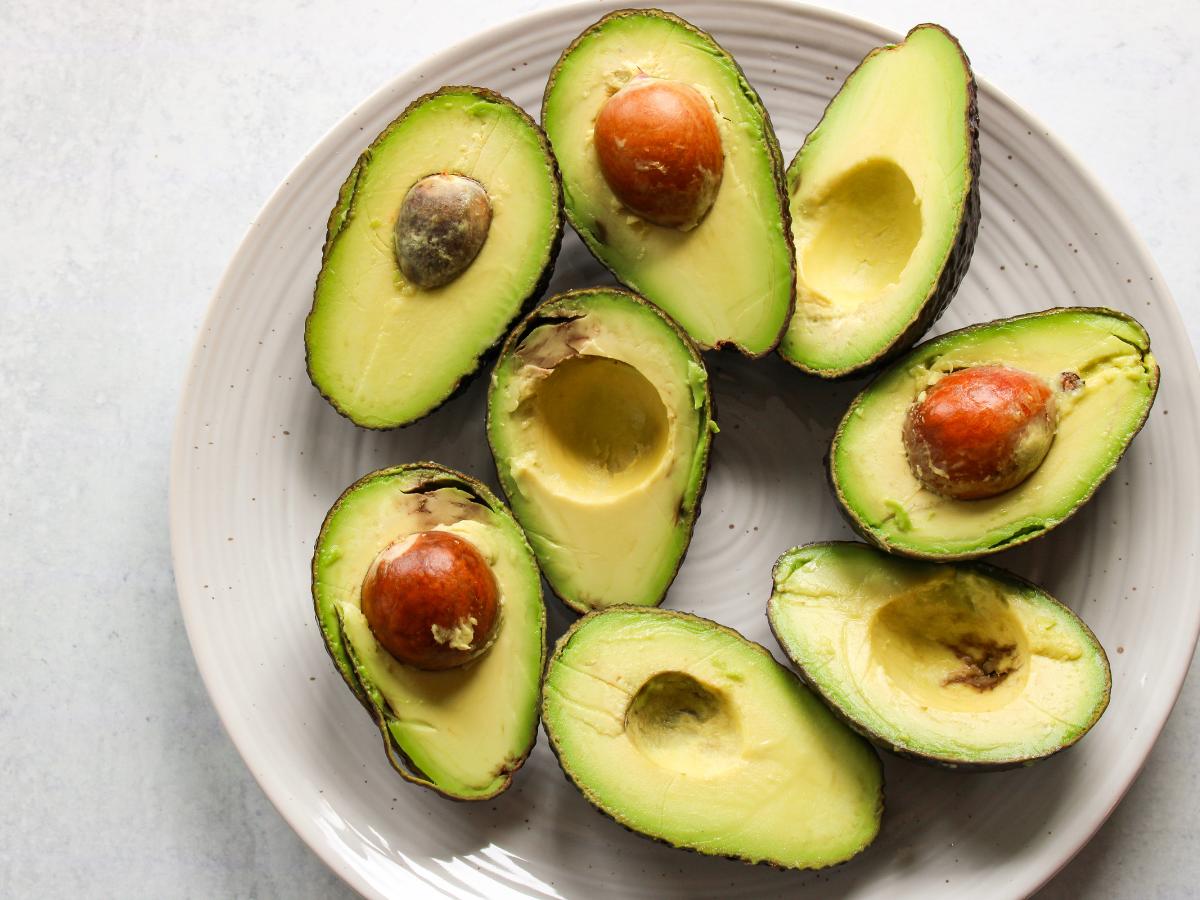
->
[1,0,1196,896]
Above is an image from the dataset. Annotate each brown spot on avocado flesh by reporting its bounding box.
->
[942,634,1019,691]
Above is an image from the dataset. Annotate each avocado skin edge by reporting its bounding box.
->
[782,23,981,379]
[766,540,1113,771]
[486,286,715,616]
[540,8,797,358]
[304,85,565,431]
[310,462,548,801]
[828,306,1161,561]
[541,605,885,869]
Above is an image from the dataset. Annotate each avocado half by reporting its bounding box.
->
[542,606,883,868]
[831,307,1159,559]
[768,542,1112,770]
[780,24,980,377]
[306,86,563,429]
[312,463,546,800]
[487,287,714,613]
[542,9,794,356]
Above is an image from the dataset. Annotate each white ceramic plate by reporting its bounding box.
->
[170,2,1200,896]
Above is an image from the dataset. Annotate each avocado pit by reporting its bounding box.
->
[903,365,1057,500]
[360,530,500,670]
[593,75,724,230]
[394,173,492,289]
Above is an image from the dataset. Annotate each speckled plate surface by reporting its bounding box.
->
[169,2,1200,897]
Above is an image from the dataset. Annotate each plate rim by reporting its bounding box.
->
[169,1,1200,897]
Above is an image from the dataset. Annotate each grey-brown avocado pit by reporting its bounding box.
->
[394,173,493,289]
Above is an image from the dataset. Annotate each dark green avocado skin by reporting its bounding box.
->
[829,307,1160,561]
[541,8,796,358]
[310,462,547,801]
[767,542,1112,772]
[305,86,564,431]
[783,24,981,379]
[542,606,884,867]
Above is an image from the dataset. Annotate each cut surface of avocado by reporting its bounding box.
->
[542,606,882,868]
[769,542,1111,768]
[312,464,545,800]
[488,288,712,613]
[542,9,794,355]
[832,308,1159,558]
[781,24,980,376]
[306,87,562,428]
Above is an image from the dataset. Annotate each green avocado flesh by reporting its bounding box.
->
[833,308,1158,559]
[306,87,562,428]
[781,25,979,376]
[543,607,883,868]
[488,288,713,613]
[769,543,1111,767]
[542,10,793,355]
[312,464,545,799]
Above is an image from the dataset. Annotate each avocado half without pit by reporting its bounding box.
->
[312,463,546,800]
[832,307,1159,559]
[769,543,1112,769]
[781,24,980,377]
[487,287,714,613]
[305,86,563,429]
[542,9,794,356]
[542,606,883,868]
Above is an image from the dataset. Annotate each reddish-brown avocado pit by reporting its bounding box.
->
[360,530,500,670]
[593,76,724,230]
[903,365,1058,500]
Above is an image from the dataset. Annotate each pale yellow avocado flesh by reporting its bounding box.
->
[306,90,559,427]
[769,544,1111,765]
[543,12,793,354]
[782,25,972,372]
[543,608,882,868]
[834,309,1157,557]
[489,292,710,611]
[314,477,543,798]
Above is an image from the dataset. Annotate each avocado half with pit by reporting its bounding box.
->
[305,86,563,429]
[780,24,980,377]
[832,307,1159,559]
[542,9,794,356]
[768,542,1111,769]
[312,463,545,800]
[542,606,883,868]
[487,287,714,613]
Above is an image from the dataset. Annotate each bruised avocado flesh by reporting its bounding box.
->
[832,308,1158,559]
[781,24,980,377]
[312,464,545,800]
[306,87,562,428]
[542,9,794,355]
[487,288,713,613]
[769,542,1111,768]
[542,606,882,868]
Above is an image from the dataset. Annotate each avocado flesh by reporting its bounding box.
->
[488,288,712,612]
[306,87,561,428]
[781,25,979,376]
[543,607,882,868]
[542,10,794,355]
[769,543,1111,768]
[312,465,545,799]
[832,308,1158,558]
